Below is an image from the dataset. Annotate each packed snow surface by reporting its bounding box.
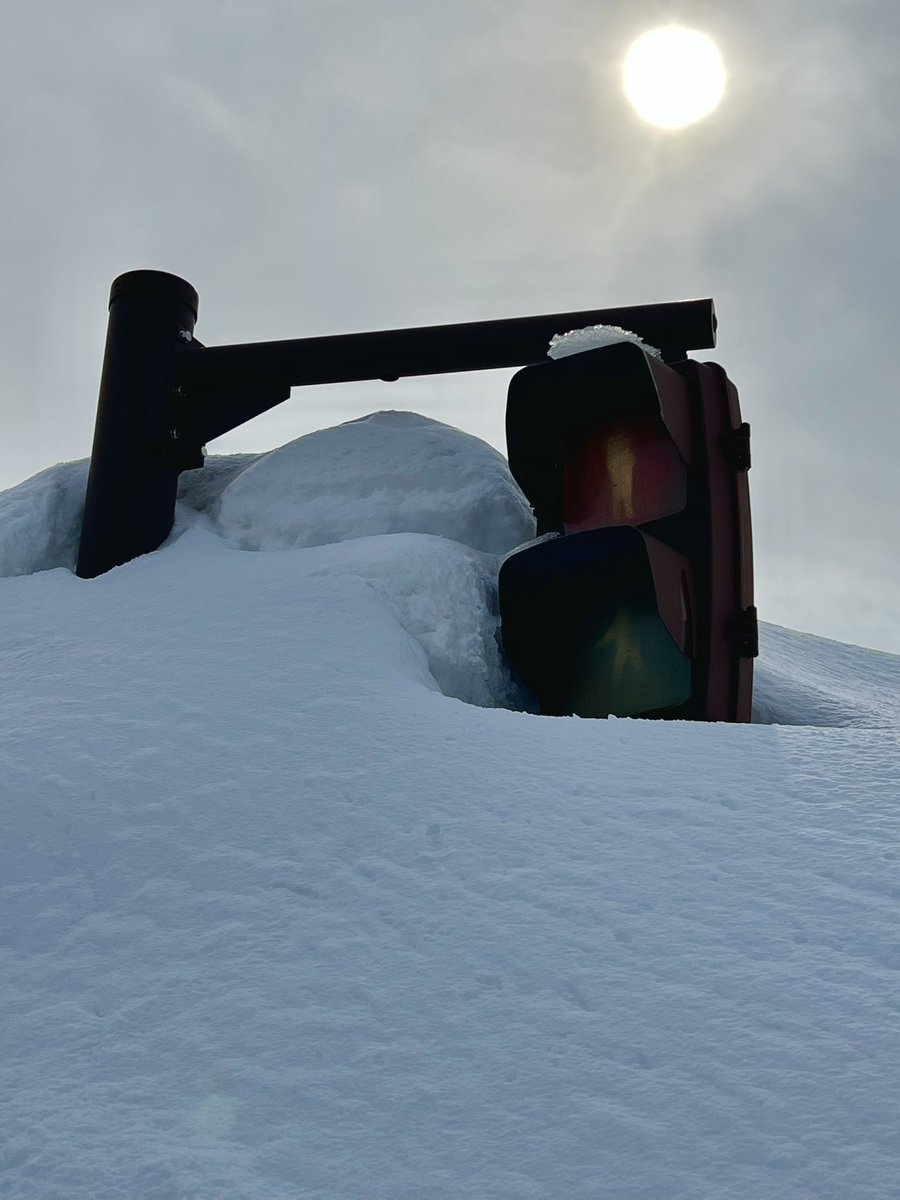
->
[2,412,899,1200]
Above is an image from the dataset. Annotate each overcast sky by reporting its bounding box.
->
[2,0,897,653]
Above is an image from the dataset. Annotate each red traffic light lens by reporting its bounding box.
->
[506,341,693,538]
[563,411,687,533]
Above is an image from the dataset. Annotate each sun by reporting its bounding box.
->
[623,26,726,129]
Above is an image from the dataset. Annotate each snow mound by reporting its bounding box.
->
[177,451,259,512]
[755,622,900,727]
[289,532,526,710]
[548,322,662,360]
[0,453,260,579]
[0,459,88,576]
[213,410,536,555]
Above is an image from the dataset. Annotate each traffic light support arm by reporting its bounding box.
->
[76,270,717,578]
[177,297,717,444]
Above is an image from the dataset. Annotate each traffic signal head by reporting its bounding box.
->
[500,340,755,722]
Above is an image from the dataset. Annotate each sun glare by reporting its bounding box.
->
[623,26,725,129]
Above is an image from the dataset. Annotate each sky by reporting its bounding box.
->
[1,0,898,653]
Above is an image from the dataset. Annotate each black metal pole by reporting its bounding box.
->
[76,271,200,579]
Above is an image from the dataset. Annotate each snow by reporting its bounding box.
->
[547,323,662,360]
[2,412,900,1199]
[212,410,535,555]
[0,459,89,578]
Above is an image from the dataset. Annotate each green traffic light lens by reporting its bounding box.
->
[499,527,693,720]
[569,598,692,718]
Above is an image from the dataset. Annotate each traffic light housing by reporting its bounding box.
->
[499,341,755,722]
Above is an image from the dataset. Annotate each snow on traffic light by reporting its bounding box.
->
[500,340,756,722]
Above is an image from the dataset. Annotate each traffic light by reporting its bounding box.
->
[499,341,755,722]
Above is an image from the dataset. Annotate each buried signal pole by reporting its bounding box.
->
[76,272,202,580]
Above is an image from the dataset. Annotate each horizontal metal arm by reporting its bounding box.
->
[176,297,716,445]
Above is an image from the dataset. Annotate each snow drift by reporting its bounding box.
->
[2,411,899,1200]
